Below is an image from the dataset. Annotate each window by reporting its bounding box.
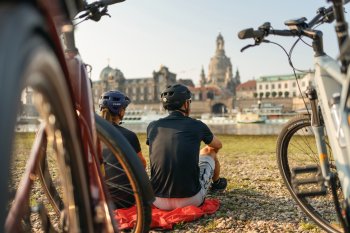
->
[278,84,281,88]
[259,84,262,90]
[292,82,296,87]
[284,83,288,88]
[265,84,269,90]
[271,84,275,89]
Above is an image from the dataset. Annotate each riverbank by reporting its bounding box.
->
[138,134,326,232]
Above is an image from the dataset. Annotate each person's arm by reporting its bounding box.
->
[207,135,222,152]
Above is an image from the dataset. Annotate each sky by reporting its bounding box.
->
[75,0,350,86]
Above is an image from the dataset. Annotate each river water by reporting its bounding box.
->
[122,122,285,135]
[17,121,286,135]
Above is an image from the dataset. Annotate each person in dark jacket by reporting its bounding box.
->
[147,83,227,210]
[99,90,146,208]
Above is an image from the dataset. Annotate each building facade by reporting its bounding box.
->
[236,80,256,99]
[92,65,176,110]
[236,72,315,112]
[92,33,241,115]
[256,72,314,98]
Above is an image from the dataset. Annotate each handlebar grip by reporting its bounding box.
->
[100,0,125,6]
[238,28,265,39]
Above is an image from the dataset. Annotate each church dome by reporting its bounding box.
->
[99,65,113,81]
[208,34,232,85]
[109,68,125,82]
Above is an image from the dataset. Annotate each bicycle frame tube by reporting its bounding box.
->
[62,26,115,231]
[314,54,350,199]
[40,1,115,231]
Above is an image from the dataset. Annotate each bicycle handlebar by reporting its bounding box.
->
[77,0,125,22]
[100,0,126,5]
[238,28,296,40]
[238,0,350,42]
[238,28,265,40]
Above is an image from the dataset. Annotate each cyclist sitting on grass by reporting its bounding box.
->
[146,83,227,210]
[99,90,146,208]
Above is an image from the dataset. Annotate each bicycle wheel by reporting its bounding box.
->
[276,115,343,233]
[37,114,154,232]
[95,114,154,233]
[0,5,93,232]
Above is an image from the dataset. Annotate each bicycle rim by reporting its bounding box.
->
[276,115,343,233]
[96,114,152,233]
[0,6,93,231]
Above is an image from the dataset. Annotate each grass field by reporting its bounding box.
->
[137,134,278,159]
[12,133,329,232]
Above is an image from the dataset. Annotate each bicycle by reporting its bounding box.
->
[0,0,154,232]
[238,0,350,232]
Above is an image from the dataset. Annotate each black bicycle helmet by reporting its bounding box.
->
[99,90,130,115]
[161,84,191,110]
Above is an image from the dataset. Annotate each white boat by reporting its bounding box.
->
[236,112,266,124]
[122,110,167,125]
[200,113,236,125]
[237,102,293,124]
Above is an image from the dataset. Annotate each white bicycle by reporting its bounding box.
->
[239,0,350,232]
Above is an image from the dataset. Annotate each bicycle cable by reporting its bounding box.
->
[262,38,311,116]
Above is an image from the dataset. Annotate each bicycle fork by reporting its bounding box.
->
[306,87,350,232]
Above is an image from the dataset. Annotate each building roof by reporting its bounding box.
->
[257,73,304,82]
[236,80,256,91]
[178,79,195,87]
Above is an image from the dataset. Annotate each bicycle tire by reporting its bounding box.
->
[276,115,343,233]
[95,114,154,233]
[0,4,93,232]
[37,114,154,232]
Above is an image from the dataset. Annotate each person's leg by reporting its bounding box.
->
[200,146,227,191]
[212,155,220,182]
[200,146,220,182]
[198,154,215,197]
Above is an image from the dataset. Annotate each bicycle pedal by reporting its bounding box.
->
[291,165,327,197]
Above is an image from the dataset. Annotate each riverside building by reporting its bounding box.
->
[92,33,241,116]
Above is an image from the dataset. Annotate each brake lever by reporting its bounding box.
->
[240,40,270,53]
[101,7,111,18]
[240,44,256,53]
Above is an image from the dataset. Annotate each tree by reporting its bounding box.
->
[259,92,264,98]
[278,91,283,97]
[253,92,258,98]
[271,91,277,98]
[265,92,271,98]
[284,91,290,98]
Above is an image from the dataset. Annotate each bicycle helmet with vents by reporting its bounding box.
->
[161,84,191,110]
[99,91,130,115]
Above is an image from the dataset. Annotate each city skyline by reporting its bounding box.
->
[75,0,350,86]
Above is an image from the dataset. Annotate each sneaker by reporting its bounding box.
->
[210,177,227,192]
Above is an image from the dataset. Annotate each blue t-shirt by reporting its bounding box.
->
[146,111,214,198]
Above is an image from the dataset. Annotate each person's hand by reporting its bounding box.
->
[200,145,218,155]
